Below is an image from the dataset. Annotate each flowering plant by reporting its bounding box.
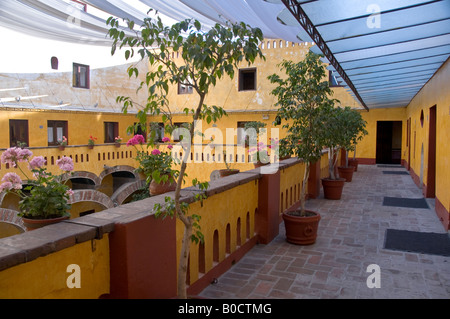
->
[58,136,68,146]
[88,135,97,146]
[0,147,74,219]
[114,136,122,143]
[248,142,271,164]
[127,134,176,183]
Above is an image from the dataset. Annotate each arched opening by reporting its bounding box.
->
[226,223,231,254]
[213,230,219,263]
[236,217,242,247]
[198,241,205,274]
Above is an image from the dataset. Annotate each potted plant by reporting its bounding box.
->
[108,15,264,299]
[271,137,292,161]
[219,150,239,177]
[88,135,97,149]
[57,136,67,151]
[114,136,122,147]
[335,107,368,181]
[127,134,177,196]
[248,142,271,168]
[268,52,334,245]
[321,106,347,199]
[0,147,74,230]
[243,121,266,147]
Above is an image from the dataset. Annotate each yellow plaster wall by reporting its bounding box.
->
[405,58,450,213]
[177,180,259,285]
[0,236,110,299]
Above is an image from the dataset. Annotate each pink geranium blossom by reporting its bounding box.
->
[167,145,173,150]
[127,134,145,146]
[56,156,74,172]
[0,147,33,167]
[151,149,161,155]
[1,172,22,190]
[29,156,46,170]
[162,137,170,143]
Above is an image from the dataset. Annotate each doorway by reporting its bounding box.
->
[376,121,402,164]
[426,105,437,198]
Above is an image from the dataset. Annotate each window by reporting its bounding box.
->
[133,122,147,142]
[237,121,248,145]
[47,121,68,146]
[73,63,90,89]
[104,122,119,143]
[328,71,342,87]
[172,122,190,142]
[239,68,257,91]
[149,122,165,142]
[9,120,29,147]
[178,76,193,94]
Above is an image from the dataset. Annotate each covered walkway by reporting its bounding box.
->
[200,164,450,299]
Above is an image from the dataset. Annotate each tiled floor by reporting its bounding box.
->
[199,164,450,299]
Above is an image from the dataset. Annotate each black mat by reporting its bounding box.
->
[377,164,403,168]
[382,196,429,209]
[384,229,450,257]
[382,171,409,175]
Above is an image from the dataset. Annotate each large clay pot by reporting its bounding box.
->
[218,169,240,178]
[22,215,70,231]
[338,166,355,182]
[253,161,269,168]
[149,176,177,196]
[348,159,358,172]
[282,209,321,245]
[321,178,346,200]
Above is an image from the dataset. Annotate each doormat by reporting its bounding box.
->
[377,164,403,168]
[382,196,429,209]
[382,171,409,175]
[384,229,450,257]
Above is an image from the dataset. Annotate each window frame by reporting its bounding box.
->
[9,119,29,147]
[328,70,343,88]
[73,62,90,89]
[238,68,257,91]
[47,120,68,146]
[104,122,119,144]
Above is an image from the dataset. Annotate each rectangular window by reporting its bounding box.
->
[9,119,29,147]
[239,68,257,91]
[47,120,68,146]
[173,122,189,142]
[329,71,342,87]
[104,122,119,143]
[133,122,147,142]
[149,122,165,142]
[237,121,248,145]
[73,63,90,89]
[178,77,193,94]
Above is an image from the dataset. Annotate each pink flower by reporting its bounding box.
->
[162,137,170,143]
[127,134,145,146]
[151,149,161,155]
[29,156,46,170]
[1,172,22,190]
[66,189,74,196]
[1,147,33,167]
[0,182,13,192]
[167,145,173,150]
[56,156,74,172]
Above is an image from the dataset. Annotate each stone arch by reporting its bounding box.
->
[99,165,140,182]
[0,208,26,233]
[111,180,146,206]
[68,189,115,209]
[64,171,101,186]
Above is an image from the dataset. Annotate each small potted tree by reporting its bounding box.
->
[108,15,264,298]
[268,52,334,245]
[219,149,240,177]
[336,107,368,181]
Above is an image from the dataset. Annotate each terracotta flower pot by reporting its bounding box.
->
[282,209,321,245]
[321,178,346,200]
[348,159,358,172]
[149,176,177,196]
[114,142,121,148]
[338,166,355,182]
[22,215,70,231]
[218,169,240,177]
[88,145,94,149]
[253,161,269,168]
[58,145,65,151]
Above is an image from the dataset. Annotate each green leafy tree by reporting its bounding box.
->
[107,14,264,298]
[268,52,337,216]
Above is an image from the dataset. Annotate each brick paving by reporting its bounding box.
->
[199,164,450,299]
